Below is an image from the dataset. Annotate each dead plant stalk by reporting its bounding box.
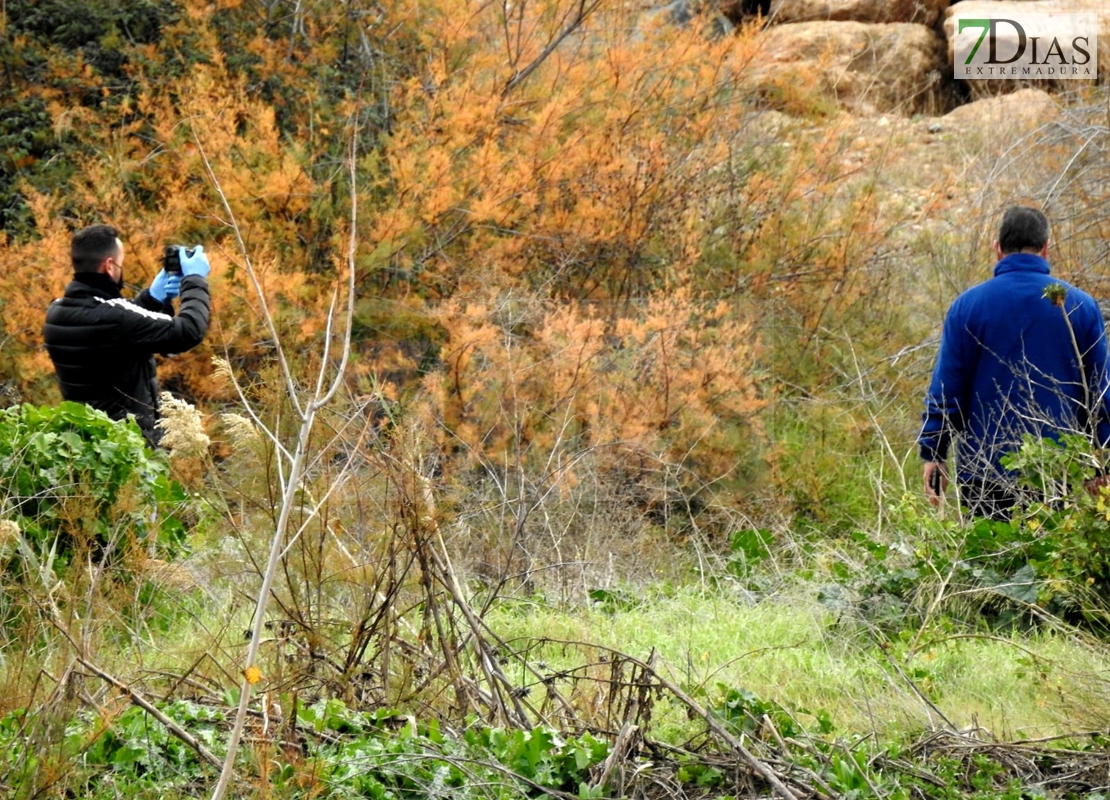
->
[202,126,359,800]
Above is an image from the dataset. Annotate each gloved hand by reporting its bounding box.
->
[180,245,211,279]
[149,269,182,302]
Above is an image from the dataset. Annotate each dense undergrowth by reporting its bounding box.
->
[5,0,1110,797]
[5,395,1110,799]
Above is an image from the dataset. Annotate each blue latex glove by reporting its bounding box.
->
[180,245,211,278]
[149,269,182,302]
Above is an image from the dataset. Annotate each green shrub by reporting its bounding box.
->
[0,97,67,236]
[0,401,185,567]
[0,698,612,799]
[840,433,1110,632]
[7,0,172,52]
[1002,433,1110,624]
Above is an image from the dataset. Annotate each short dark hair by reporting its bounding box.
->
[997,206,1049,255]
[71,224,121,273]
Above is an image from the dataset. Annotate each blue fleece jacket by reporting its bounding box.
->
[919,253,1110,481]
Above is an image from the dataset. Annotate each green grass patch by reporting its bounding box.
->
[488,588,1110,742]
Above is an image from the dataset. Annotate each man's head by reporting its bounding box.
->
[71,224,124,284]
[995,206,1050,258]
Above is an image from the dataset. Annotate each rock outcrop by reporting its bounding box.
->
[940,87,1060,130]
[644,0,1107,116]
[750,21,948,115]
[770,0,947,26]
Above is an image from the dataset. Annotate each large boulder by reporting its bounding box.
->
[941,87,1060,130]
[749,22,949,116]
[770,0,947,26]
[941,1,1109,98]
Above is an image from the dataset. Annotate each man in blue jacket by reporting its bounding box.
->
[919,206,1110,520]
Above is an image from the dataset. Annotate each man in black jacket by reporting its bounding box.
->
[43,224,211,448]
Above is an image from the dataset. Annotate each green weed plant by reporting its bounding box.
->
[843,433,1110,633]
[0,699,611,800]
[0,401,185,564]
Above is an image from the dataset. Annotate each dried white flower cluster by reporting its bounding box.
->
[156,392,211,458]
[211,356,235,387]
[221,412,261,451]
[0,519,20,560]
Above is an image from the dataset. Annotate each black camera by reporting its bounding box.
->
[162,245,197,275]
[929,466,943,496]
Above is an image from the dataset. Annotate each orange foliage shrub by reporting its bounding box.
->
[349,1,776,499]
[429,290,765,493]
[1,1,355,404]
[1,0,845,515]
[364,1,760,300]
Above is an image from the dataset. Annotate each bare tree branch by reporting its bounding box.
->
[501,0,601,97]
[76,657,223,770]
[208,114,363,800]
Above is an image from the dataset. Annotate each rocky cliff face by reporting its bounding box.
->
[746,20,949,116]
[770,0,948,26]
[656,0,1107,118]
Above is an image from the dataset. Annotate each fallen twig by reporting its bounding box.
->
[76,656,222,769]
[617,654,800,799]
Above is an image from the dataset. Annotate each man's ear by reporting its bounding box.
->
[993,240,1003,261]
[98,255,119,281]
[1040,240,1050,258]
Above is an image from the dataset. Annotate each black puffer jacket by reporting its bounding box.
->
[42,272,211,446]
